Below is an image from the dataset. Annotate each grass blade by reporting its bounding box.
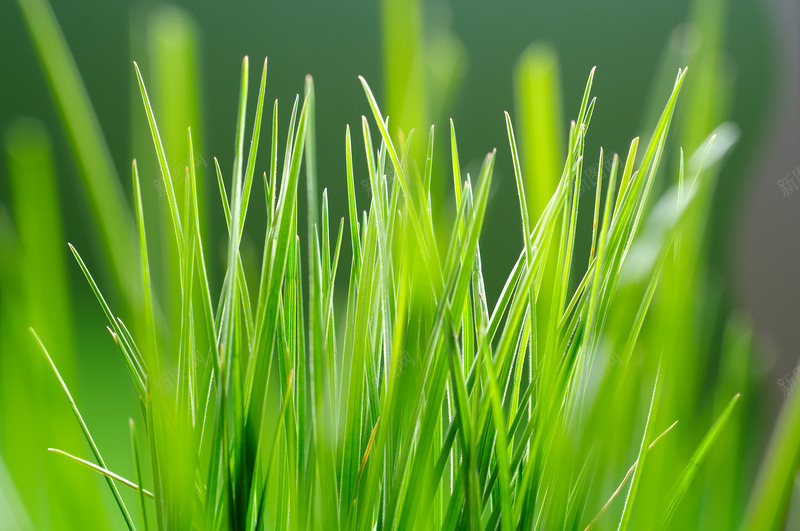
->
[31,329,137,530]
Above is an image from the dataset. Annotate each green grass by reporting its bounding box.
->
[28,55,756,530]
[5,1,795,528]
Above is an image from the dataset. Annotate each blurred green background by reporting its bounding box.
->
[0,0,796,528]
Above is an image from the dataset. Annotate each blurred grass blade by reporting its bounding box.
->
[617,362,663,531]
[585,421,678,530]
[513,43,564,220]
[659,393,740,529]
[14,0,136,302]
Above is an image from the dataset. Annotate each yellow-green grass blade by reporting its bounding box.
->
[245,86,311,457]
[483,342,513,531]
[132,160,159,373]
[48,448,154,499]
[358,76,440,292]
[340,209,380,513]
[252,370,295,530]
[239,57,269,241]
[134,61,185,262]
[445,322,478,527]
[146,6,202,359]
[147,4,203,223]
[513,43,564,221]
[380,0,426,137]
[743,374,800,531]
[268,99,279,217]
[450,118,463,210]
[395,150,495,529]
[304,76,319,275]
[187,129,220,366]
[345,125,362,272]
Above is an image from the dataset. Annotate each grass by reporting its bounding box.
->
[6,0,799,529]
[27,53,755,530]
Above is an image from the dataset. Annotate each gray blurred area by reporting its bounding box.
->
[738,0,800,397]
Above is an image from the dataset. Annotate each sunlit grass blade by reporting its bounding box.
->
[239,57,268,238]
[48,448,154,499]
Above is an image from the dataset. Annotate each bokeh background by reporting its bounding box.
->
[0,0,797,527]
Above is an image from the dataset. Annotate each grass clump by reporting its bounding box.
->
[35,56,741,530]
